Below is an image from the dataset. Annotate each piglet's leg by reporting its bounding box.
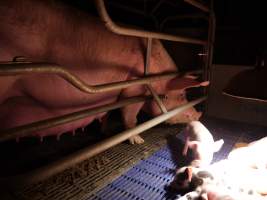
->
[183,136,190,156]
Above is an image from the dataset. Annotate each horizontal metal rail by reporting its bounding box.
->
[184,0,210,13]
[2,97,206,187]
[94,0,207,45]
[0,62,178,93]
[0,95,160,142]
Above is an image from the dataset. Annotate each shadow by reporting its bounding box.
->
[166,134,193,168]
[162,134,195,199]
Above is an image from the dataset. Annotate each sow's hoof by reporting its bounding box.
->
[129,135,144,144]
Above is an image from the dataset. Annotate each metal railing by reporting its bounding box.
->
[1,97,206,187]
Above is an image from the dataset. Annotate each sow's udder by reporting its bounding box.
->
[0,76,119,139]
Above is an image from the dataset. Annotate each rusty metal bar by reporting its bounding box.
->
[184,0,210,12]
[0,95,159,142]
[4,97,206,187]
[94,0,207,45]
[0,62,178,93]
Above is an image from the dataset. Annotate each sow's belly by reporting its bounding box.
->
[0,73,121,139]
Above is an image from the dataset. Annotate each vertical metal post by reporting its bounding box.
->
[203,0,216,113]
[145,38,152,74]
[145,38,168,113]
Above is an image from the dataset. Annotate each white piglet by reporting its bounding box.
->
[183,121,224,167]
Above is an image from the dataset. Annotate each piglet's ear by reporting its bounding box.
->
[167,76,210,91]
[213,139,224,152]
[200,81,210,86]
[184,167,193,182]
[184,74,198,79]
[188,142,199,151]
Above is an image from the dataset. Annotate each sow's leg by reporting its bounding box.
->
[120,85,146,144]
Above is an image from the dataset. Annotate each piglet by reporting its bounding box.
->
[183,121,224,167]
[228,136,267,170]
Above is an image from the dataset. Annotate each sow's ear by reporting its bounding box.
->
[167,75,210,91]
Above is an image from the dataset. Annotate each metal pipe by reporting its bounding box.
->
[107,1,159,29]
[144,38,167,113]
[203,7,216,114]
[160,13,209,31]
[146,85,167,113]
[0,62,178,93]
[207,12,216,82]
[0,96,158,142]
[145,38,152,75]
[4,97,206,187]
[94,0,207,45]
[184,0,210,13]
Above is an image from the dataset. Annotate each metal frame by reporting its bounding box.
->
[184,0,210,13]
[0,0,214,186]
[183,0,215,112]
[94,0,207,45]
[0,95,161,142]
[0,62,178,94]
[160,13,209,31]
[1,97,206,187]
[0,61,200,141]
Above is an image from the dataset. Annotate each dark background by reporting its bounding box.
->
[61,0,266,66]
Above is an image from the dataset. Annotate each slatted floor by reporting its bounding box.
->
[2,117,267,200]
[86,117,267,200]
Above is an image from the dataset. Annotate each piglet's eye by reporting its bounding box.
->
[163,95,168,100]
[197,171,213,179]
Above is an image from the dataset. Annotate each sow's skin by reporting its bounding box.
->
[0,0,208,144]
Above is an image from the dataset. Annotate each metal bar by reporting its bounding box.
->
[203,0,216,113]
[94,0,207,45]
[207,12,216,82]
[150,0,164,15]
[145,38,152,75]
[0,96,158,142]
[160,13,208,30]
[4,97,206,187]
[144,38,168,113]
[0,62,178,94]
[184,0,210,13]
[107,1,159,29]
[146,85,167,113]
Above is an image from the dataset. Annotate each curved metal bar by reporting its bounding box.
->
[2,97,206,187]
[184,0,210,12]
[0,95,158,142]
[94,0,207,45]
[0,62,178,93]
